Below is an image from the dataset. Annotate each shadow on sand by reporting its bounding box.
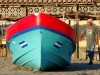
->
[44,61,100,72]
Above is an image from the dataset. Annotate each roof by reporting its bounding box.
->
[0,0,98,6]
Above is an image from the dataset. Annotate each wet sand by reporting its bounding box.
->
[0,57,100,75]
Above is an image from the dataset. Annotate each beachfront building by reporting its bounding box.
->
[0,0,100,60]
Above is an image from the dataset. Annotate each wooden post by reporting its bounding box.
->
[0,44,1,57]
[26,7,28,16]
[69,20,70,25]
[0,22,2,57]
[73,20,77,59]
[3,45,7,57]
[76,20,79,59]
[1,45,3,57]
[98,21,100,61]
[74,20,79,59]
[62,11,65,22]
[73,5,79,59]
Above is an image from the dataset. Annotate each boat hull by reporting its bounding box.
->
[6,13,76,70]
[9,27,74,70]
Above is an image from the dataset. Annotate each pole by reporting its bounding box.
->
[62,11,65,22]
[0,22,2,57]
[98,21,100,60]
[73,5,79,59]
[74,20,79,59]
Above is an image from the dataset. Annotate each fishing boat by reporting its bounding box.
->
[6,13,76,70]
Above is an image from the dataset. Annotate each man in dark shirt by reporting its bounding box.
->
[79,19,98,65]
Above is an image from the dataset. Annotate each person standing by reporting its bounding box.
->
[79,19,98,65]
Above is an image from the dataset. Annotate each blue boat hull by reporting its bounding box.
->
[8,27,75,70]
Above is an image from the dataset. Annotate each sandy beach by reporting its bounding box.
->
[0,57,100,75]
